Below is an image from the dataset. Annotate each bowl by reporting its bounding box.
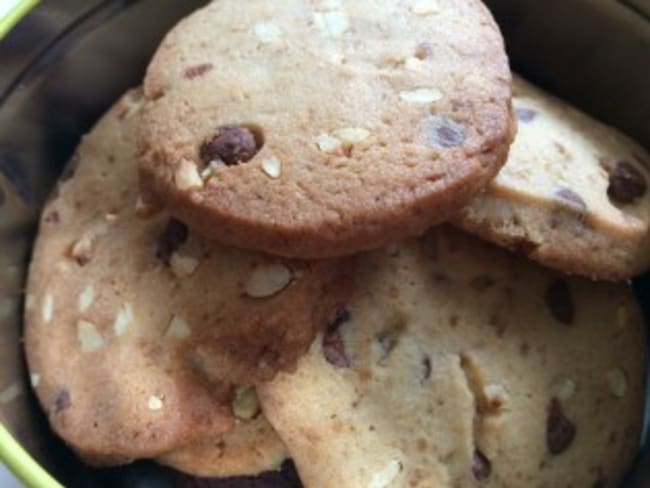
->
[0,0,648,486]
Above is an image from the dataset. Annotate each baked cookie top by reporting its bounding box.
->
[157,387,288,478]
[24,90,348,467]
[259,227,646,488]
[455,75,650,280]
[138,0,514,258]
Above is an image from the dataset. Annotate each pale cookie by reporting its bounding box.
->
[24,89,349,469]
[259,226,646,488]
[454,75,650,280]
[138,0,514,258]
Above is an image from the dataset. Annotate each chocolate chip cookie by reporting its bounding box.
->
[454,75,650,280]
[259,226,646,488]
[24,89,349,470]
[138,0,514,258]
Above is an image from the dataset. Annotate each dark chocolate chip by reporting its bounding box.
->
[547,398,576,455]
[545,279,574,325]
[0,186,5,206]
[44,210,60,225]
[200,126,260,166]
[184,63,214,80]
[156,219,188,263]
[472,449,492,481]
[606,161,647,204]
[421,355,431,383]
[53,390,71,413]
[515,107,537,123]
[426,116,466,149]
[322,306,351,368]
[555,188,587,213]
[332,306,350,328]
[74,249,92,267]
[414,42,433,59]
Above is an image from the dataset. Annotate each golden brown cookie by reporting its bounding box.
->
[259,227,646,488]
[24,89,349,469]
[138,0,514,258]
[157,388,287,478]
[454,75,650,280]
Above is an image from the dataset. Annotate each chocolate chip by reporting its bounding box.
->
[472,450,492,481]
[546,398,576,455]
[421,355,431,383]
[555,188,587,213]
[426,116,466,149]
[200,126,260,166]
[0,186,5,206]
[53,390,71,413]
[332,306,350,327]
[607,161,647,204]
[73,247,92,266]
[184,63,213,80]
[156,219,188,263]
[414,42,433,59]
[545,279,574,324]
[322,307,351,368]
[44,210,60,225]
[515,107,537,123]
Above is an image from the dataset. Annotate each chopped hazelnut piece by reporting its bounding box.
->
[175,160,204,191]
[244,264,293,298]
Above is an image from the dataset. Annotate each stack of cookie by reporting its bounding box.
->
[23,1,649,487]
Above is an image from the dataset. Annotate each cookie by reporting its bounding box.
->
[259,226,646,488]
[454,75,650,280]
[157,386,286,477]
[157,388,288,478]
[24,89,350,468]
[138,0,514,258]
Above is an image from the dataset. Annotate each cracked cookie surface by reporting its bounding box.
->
[454,75,650,280]
[259,226,646,488]
[24,89,351,473]
[138,0,514,258]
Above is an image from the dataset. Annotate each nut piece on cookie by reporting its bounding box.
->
[138,0,514,258]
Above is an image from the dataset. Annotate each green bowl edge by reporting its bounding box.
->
[0,423,63,488]
[0,0,40,40]
[1,0,58,484]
